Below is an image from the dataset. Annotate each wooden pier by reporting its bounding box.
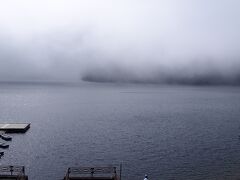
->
[0,166,28,180]
[0,123,30,133]
[64,166,121,180]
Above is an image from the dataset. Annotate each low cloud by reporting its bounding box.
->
[0,0,240,85]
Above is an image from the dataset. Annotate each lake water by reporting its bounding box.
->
[0,82,240,180]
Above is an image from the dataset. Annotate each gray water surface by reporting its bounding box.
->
[0,83,240,180]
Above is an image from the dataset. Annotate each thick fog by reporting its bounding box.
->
[0,0,240,84]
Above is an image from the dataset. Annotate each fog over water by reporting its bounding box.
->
[0,0,240,84]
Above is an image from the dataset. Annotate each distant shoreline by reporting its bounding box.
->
[0,78,240,86]
[81,75,240,86]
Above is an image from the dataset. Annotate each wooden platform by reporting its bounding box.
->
[0,165,119,180]
[64,166,120,180]
[0,123,30,133]
[0,166,28,180]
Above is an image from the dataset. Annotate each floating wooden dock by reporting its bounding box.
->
[0,166,28,180]
[64,166,121,180]
[0,123,30,133]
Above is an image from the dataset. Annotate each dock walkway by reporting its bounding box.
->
[0,123,30,133]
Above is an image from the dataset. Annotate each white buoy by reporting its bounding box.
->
[144,174,148,180]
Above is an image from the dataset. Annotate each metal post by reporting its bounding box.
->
[91,168,94,177]
[120,164,122,180]
[66,168,70,180]
[10,166,13,175]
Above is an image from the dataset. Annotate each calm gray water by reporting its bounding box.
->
[0,82,240,180]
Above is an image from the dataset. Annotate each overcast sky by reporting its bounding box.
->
[0,0,240,84]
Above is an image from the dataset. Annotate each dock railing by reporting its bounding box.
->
[65,165,121,180]
[0,166,28,179]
